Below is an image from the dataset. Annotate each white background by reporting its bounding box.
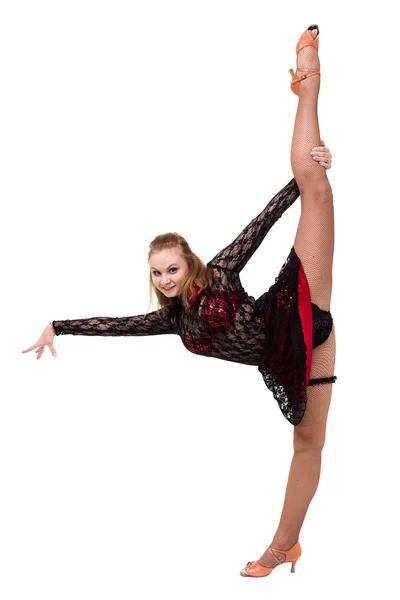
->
[1,1,398,598]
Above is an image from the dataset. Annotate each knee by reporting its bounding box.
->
[293,426,326,454]
[299,180,333,204]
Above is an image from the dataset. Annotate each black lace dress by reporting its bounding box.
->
[52,178,336,426]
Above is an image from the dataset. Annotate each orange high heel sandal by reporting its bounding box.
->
[289,24,320,96]
[240,541,302,577]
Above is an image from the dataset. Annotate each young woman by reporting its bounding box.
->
[23,25,335,578]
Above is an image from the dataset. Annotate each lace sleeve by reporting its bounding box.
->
[52,310,177,337]
[207,178,300,272]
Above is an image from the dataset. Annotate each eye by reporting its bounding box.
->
[169,268,178,273]
[152,271,160,276]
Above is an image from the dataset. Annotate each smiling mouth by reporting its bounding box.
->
[162,286,175,291]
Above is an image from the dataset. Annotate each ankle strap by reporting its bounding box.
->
[268,546,284,565]
[296,68,320,74]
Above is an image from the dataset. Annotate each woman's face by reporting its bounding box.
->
[149,247,190,298]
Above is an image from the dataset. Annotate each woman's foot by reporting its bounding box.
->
[290,25,321,95]
[297,27,320,74]
[243,539,300,571]
[257,545,286,568]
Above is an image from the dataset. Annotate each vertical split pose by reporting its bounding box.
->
[23,25,336,578]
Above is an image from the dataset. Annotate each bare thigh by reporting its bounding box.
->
[295,325,336,445]
[293,187,336,436]
[293,187,334,312]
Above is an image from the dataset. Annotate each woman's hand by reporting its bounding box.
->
[310,140,332,170]
[21,323,57,359]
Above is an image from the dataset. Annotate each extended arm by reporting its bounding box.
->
[207,178,300,272]
[52,310,176,336]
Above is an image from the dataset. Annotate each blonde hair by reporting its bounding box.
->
[148,232,212,317]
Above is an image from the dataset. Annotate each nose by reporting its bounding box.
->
[161,275,171,286]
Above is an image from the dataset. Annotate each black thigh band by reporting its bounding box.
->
[308,376,337,386]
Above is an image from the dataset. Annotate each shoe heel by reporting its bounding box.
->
[290,559,298,573]
[289,68,295,78]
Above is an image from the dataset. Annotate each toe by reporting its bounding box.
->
[308,25,319,40]
[240,561,253,576]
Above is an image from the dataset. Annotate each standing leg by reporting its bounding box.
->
[258,26,336,569]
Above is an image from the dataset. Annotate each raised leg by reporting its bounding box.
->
[258,26,336,569]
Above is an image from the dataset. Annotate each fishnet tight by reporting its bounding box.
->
[259,31,336,567]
